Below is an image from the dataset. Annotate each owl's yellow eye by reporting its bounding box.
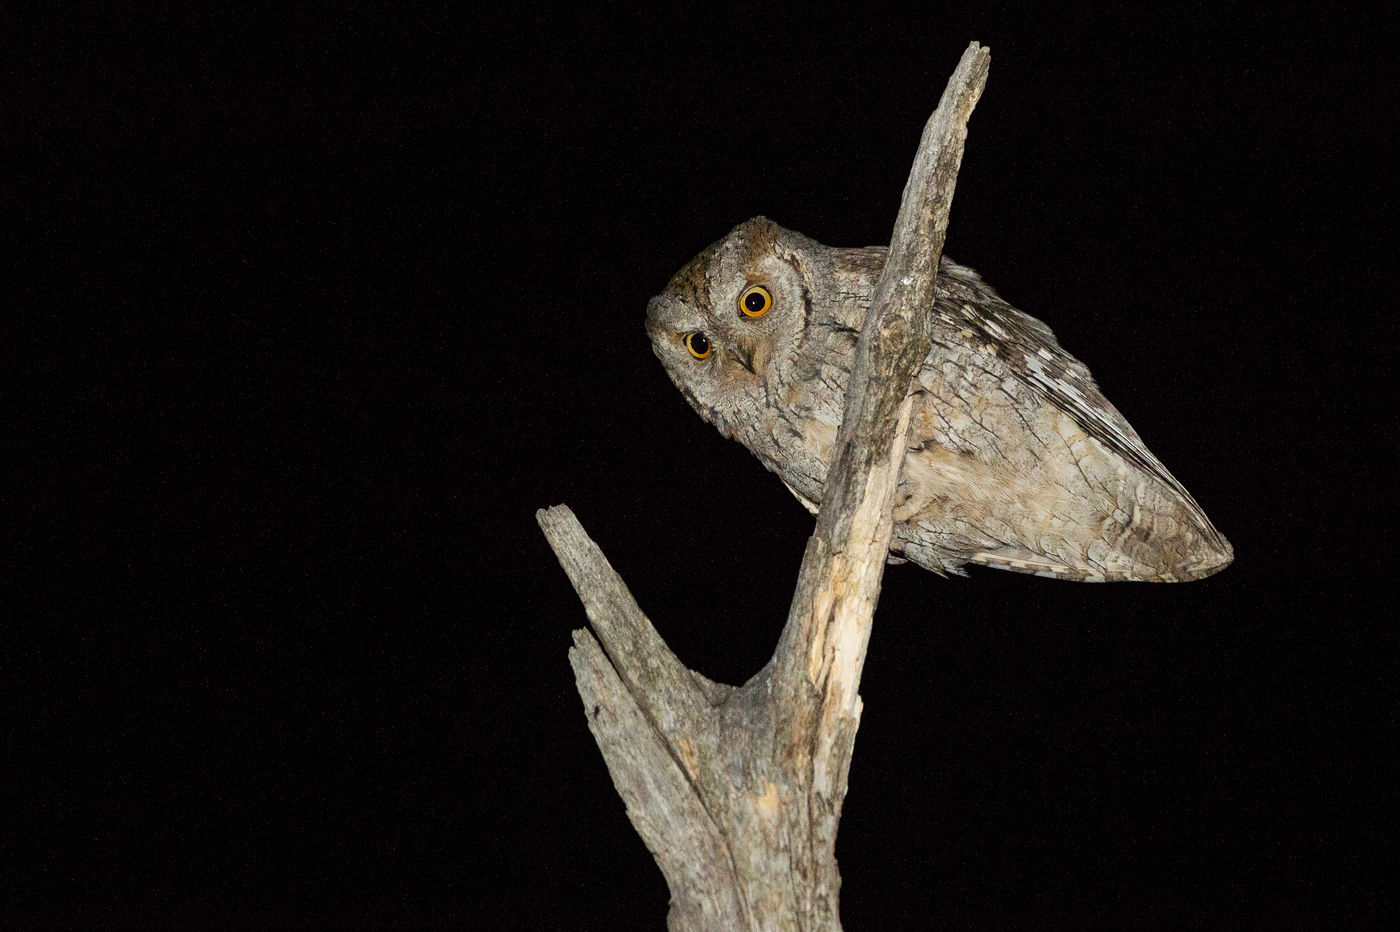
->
[739,284,772,318]
[685,332,712,359]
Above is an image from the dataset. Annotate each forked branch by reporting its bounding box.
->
[537,42,990,931]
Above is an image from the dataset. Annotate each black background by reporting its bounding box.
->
[8,3,1396,928]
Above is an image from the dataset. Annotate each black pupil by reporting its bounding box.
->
[744,290,766,313]
[689,333,709,354]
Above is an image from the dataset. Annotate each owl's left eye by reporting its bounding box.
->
[739,285,772,318]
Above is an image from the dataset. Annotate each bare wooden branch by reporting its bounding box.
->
[568,624,748,928]
[773,37,991,838]
[537,42,991,931]
[539,506,712,723]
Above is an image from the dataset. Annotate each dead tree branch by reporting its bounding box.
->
[537,42,990,931]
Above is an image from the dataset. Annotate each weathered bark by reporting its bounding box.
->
[537,42,991,931]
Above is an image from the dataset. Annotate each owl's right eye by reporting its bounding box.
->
[739,284,772,318]
[685,332,712,359]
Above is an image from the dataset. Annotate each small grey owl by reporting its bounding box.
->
[646,217,1232,582]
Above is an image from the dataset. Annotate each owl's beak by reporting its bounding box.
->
[729,344,756,374]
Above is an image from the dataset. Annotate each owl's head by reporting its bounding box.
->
[646,217,824,433]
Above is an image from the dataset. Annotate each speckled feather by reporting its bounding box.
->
[646,217,1232,582]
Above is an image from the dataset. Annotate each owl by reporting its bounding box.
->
[646,217,1233,582]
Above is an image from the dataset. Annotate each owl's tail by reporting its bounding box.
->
[968,477,1234,582]
[897,465,1234,583]
[1099,480,1234,582]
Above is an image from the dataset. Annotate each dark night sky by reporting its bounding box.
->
[8,4,1396,928]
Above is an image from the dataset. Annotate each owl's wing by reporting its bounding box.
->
[929,260,1205,515]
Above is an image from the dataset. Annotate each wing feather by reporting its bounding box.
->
[920,256,1230,558]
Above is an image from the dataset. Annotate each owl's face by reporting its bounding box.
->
[645,217,820,438]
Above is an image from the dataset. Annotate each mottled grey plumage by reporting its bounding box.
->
[646,217,1232,582]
